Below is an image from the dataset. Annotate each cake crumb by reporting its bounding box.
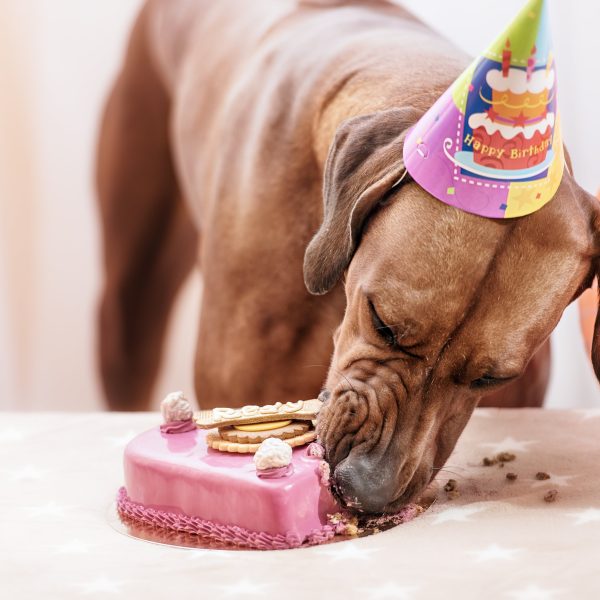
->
[506,472,518,481]
[482,456,498,466]
[535,472,551,480]
[444,479,457,492]
[544,489,558,503]
[497,452,516,463]
[318,460,331,486]
[446,490,460,500]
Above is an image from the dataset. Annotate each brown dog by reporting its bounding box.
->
[97,0,598,512]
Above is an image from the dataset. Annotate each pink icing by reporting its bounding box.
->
[117,485,422,550]
[160,419,196,434]
[122,427,340,541]
[256,464,294,479]
[306,442,325,458]
[317,460,331,486]
[117,487,336,550]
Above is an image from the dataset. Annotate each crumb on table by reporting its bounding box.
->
[482,452,516,467]
[535,472,551,480]
[544,489,558,503]
[506,472,518,481]
[444,479,457,492]
[497,452,516,463]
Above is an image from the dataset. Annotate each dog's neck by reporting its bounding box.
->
[312,42,468,168]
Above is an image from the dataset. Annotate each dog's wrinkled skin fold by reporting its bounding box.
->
[98,0,600,513]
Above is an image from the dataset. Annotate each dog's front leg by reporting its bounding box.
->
[193,246,345,409]
[97,5,198,411]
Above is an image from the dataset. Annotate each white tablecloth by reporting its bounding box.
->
[2,409,600,599]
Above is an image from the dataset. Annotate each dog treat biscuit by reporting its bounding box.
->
[194,399,322,429]
[218,421,309,444]
[206,429,317,454]
[234,420,292,432]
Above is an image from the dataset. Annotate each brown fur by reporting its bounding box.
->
[97,0,599,511]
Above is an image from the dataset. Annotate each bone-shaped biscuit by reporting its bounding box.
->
[194,399,322,429]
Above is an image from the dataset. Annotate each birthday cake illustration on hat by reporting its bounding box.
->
[403,0,564,218]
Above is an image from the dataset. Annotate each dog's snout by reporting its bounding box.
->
[334,456,396,514]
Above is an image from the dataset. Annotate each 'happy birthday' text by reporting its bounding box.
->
[464,133,550,160]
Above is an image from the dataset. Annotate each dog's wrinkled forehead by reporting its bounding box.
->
[348,177,592,354]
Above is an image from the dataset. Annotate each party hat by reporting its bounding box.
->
[403,0,563,218]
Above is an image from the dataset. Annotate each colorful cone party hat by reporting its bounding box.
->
[403,0,563,218]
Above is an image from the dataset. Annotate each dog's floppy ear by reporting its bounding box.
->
[304,107,420,295]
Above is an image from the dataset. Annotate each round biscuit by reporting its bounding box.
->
[218,421,309,444]
[206,429,317,454]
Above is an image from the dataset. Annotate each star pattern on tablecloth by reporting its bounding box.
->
[54,539,92,554]
[0,428,25,443]
[23,502,74,519]
[215,578,272,596]
[431,504,486,525]
[480,437,539,454]
[314,541,379,561]
[7,465,47,480]
[575,409,600,421]
[105,430,137,448]
[566,508,600,525]
[530,473,576,488]
[467,543,523,562]
[73,576,124,594]
[362,582,420,599]
[186,549,235,561]
[505,583,564,599]
[473,409,495,418]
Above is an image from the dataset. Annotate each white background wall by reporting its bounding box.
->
[0,0,598,411]
[0,0,199,411]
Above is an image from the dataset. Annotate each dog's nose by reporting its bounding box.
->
[333,456,396,514]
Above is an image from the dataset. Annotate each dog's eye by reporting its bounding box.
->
[471,375,515,389]
[368,300,397,347]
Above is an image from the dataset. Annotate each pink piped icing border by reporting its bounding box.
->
[116,487,336,550]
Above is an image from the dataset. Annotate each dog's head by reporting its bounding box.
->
[304,107,599,513]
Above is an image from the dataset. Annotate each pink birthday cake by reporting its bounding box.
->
[116,392,423,550]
